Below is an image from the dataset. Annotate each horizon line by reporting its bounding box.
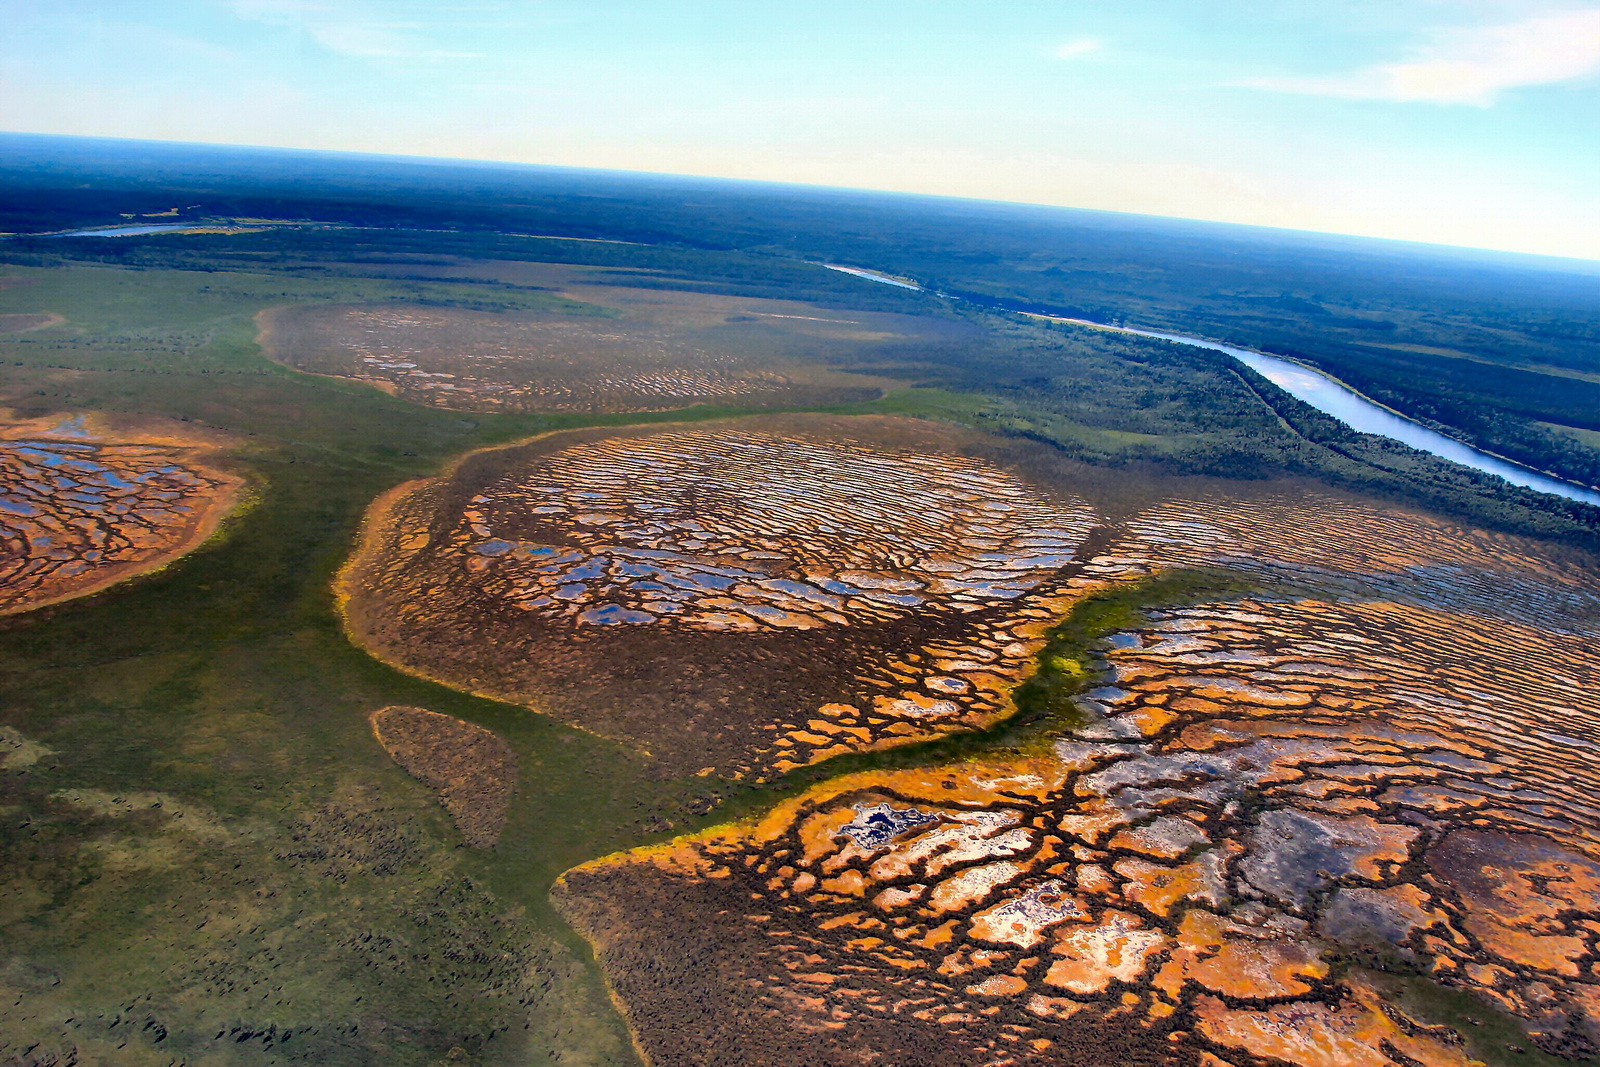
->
[4,129,1598,270]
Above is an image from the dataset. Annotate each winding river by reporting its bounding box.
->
[821,263,1600,507]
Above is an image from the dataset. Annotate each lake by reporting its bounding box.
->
[44,223,197,238]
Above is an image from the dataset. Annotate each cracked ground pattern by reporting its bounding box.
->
[553,493,1600,1067]
[341,417,1115,779]
[1,420,240,614]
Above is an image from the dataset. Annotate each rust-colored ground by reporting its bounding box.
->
[553,491,1600,1067]
[0,413,243,615]
[368,706,518,848]
[332,398,1600,1065]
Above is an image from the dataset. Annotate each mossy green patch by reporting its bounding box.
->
[700,567,1254,830]
[1359,967,1584,1067]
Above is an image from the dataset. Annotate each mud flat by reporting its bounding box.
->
[555,490,1600,1067]
[338,414,1120,779]
[0,414,243,615]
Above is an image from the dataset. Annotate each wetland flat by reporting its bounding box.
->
[337,386,1600,1064]
[554,479,1600,1067]
[4,170,1600,1067]
[258,270,939,413]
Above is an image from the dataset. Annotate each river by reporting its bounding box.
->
[821,263,923,290]
[818,262,1600,507]
[1049,320,1600,507]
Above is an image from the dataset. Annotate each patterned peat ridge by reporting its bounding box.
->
[0,414,242,615]
[553,482,1600,1067]
[338,400,1600,1065]
[369,706,519,848]
[257,270,939,415]
[340,415,1112,780]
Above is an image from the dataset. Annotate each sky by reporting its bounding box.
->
[3,0,1598,260]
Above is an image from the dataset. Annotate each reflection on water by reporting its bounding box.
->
[821,263,923,290]
[1108,325,1600,507]
[817,260,1600,506]
[49,224,197,238]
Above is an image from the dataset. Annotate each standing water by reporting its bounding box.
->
[41,223,199,238]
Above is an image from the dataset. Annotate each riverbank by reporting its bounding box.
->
[812,260,1600,507]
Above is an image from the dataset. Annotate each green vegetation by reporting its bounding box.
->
[1008,569,1245,738]
[1542,420,1600,453]
[10,207,1600,548]
[1360,968,1583,1067]
[0,266,659,1065]
[707,568,1256,823]
[8,132,1597,493]
[948,568,1252,753]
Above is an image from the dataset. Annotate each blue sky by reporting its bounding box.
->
[3,0,1598,258]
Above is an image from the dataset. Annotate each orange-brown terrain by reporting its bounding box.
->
[334,397,1600,1066]
[0,413,243,614]
[339,415,1119,778]
[369,705,519,847]
[257,269,945,413]
[551,488,1600,1067]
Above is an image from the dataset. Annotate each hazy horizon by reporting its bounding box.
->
[4,1,1597,261]
[8,129,1600,270]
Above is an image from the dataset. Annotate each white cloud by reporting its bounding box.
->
[306,21,477,59]
[1241,7,1600,105]
[1056,37,1103,60]
[230,0,327,24]
[230,0,479,60]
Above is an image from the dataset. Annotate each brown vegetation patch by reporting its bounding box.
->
[369,706,518,847]
[0,312,63,333]
[255,274,936,413]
